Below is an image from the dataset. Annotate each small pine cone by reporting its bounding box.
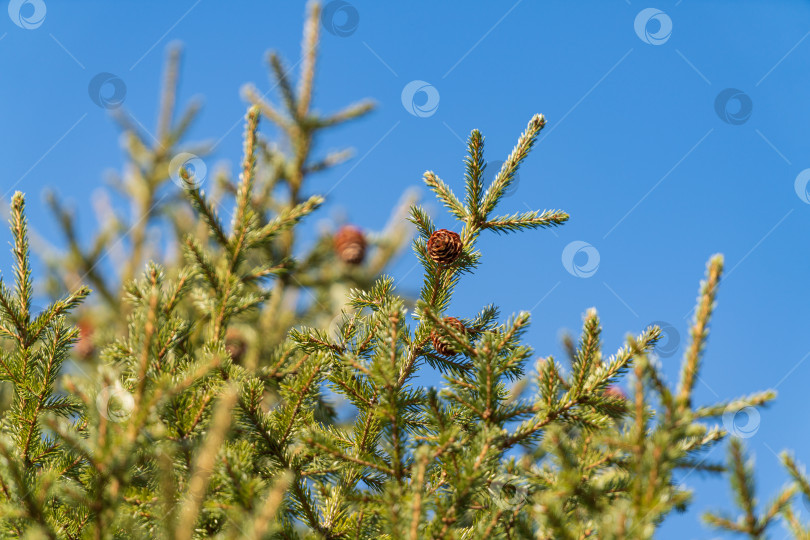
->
[334,225,366,265]
[225,327,247,364]
[427,229,462,265]
[75,318,95,359]
[603,386,627,400]
[431,316,466,356]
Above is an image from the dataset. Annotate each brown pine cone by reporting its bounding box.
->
[75,318,95,359]
[431,316,466,356]
[427,229,462,265]
[334,225,366,265]
[603,386,627,400]
[225,327,248,364]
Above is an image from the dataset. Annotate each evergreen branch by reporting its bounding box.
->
[43,192,116,307]
[303,149,354,174]
[268,53,298,121]
[703,438,792,540]
[175,387,238,540]
[169,99,203,148]
[678,254,724,410]
[241,261,292,284]
[10,192,32,326]
[0,350,20,384]
[464,130,485,220]
[29,286,91,345]
[702,513,745,534]
[183,236,220,290]
[249,470,293,539]
[781,505,810,540]
[503,325,658,450]
[407,205,435,241]
[693,391,776,419]
[0,281,23,340]
[348,276,395,310]
[21,323,80,465]
[783,452,810,501]
[251,194,324,245]
[423,172,466,221]
[241,84,292,130]
[133,266,160,413]
[482,209,569,234]
[0,439,58,540]
[297,1,320,120]
[571,309,601,394]
[279,363,323,445]
[156,44,181,145]
[729,438,758,535]
[229,105,261,270]
[316,100,375,128]
[479,114,546,219]
[182,173,230,250]
[762,485,796,530]
[164,268,193,314]
[304,438,396,477]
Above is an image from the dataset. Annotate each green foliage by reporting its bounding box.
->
[0,3,803,539]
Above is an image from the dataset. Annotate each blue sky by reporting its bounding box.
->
[1,1,810,537]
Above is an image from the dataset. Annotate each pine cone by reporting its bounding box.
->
[334,225,366,265]
[427,229,462,265]
[603,386,627,400]
[431,316,466,356]
[75,318,95,359]
[225,327,247,364]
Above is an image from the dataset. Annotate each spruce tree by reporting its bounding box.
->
[0,3,806,539]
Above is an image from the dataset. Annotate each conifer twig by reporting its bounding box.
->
[678,254,723,410]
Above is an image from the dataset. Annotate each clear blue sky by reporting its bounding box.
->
[2,1,809,537]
